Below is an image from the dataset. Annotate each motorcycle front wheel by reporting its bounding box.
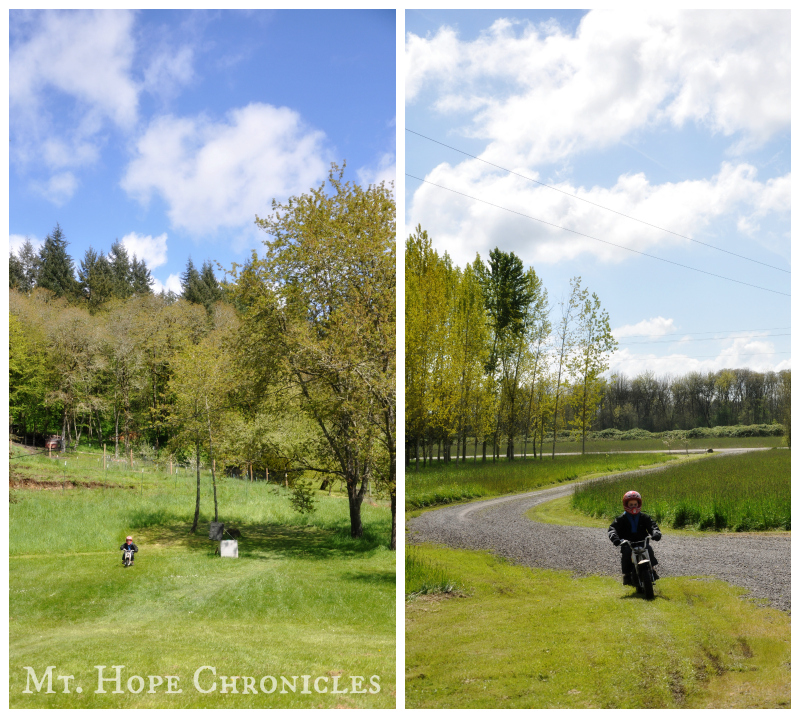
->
[641,573,654,600]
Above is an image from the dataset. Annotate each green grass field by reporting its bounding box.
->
[406,452,681,511]
[9,445,395,708]
[406,545,790,709]
[572,450,790,531]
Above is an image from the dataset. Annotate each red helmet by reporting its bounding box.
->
[622,491,642,514]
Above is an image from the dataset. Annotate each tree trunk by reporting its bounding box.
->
[190,437,201,533]
[205,396,218,522]
[347,479,364,538]
[390,489,396,551]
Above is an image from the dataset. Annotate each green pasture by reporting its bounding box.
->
[9,446,395,708]
[406,452,682,511]
[572,450,790,531]
[405,545,790,709]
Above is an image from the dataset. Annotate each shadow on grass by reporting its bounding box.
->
[136,521,390,560]
[340,570,396,585]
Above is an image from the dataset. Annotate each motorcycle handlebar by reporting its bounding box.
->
[619,536,651,547]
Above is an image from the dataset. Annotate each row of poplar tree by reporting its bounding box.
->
[9,166,396,546]
[406,226,618,465]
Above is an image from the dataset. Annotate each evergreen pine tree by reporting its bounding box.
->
[78,246,115,311]
[18,239,41,291]
[108,240,133,299]
[130,255,154,295]
[37,224,77,298]
[9,252,26,290]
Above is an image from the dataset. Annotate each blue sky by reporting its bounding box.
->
[406,9,790,377]
[10,9,396,294]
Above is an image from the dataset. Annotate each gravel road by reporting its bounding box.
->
[407,458,790,612]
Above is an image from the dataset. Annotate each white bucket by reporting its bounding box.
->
[220,540,238,558]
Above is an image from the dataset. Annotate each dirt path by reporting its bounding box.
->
[407,455,790,612]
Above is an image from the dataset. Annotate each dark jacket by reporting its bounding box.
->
[608,512,660,544]
[120,542,138,553]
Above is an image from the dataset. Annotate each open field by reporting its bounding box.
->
[406,545,790,709]
[9,445,395,708]
[572,450,790,531]
[406,453,682,511]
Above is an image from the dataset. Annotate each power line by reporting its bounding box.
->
[407,128,790,274]
[406,173,791,299]
[611,351,790,363]
[618,333,790,346]
[614,326,790,339]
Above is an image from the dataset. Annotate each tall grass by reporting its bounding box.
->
[571,450,790,531]
[406,453,676,510]
[406,546,460,597]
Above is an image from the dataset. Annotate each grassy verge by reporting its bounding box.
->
[405,545,790,709]
[406,545,462,597]
[572,450,790,531]
[406,453,680,511]
[9,450,395,708]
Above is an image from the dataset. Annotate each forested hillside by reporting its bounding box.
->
[9,168,396,544]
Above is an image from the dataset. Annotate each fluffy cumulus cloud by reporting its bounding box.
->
[11,10,139,131]
[121,103,328,235]
[151,273,182,295]
[407,10,789,164]
[409,160,790,268]
[613,316,676,339]
[10,10,195,200]
[608,331,789,376]
[120,231,169,269]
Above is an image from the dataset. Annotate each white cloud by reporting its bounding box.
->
[142,45,194,102]
[608,335,789,376]
[10,10,196,199]
[9,234,42,255]
[151,273,182,295]
[407,10,789,164]
[33,171,79,205]
[120,231,168,270]
[121,103,329,235]
[408,161,790,268]
[358,152,396,190]
[613,317,675,339]
[11,10,139,131]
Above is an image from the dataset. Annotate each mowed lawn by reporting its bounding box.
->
[10,460,395,708]
[406,546,790,709]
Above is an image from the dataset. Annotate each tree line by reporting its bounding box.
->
[9,166,396,547]
[596,368,790,433]
[406,226,617,467]
[9,224,224,314]
[405,227,789,469]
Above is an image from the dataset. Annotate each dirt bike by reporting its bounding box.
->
[122,549,135,567]
[620,536,655,600]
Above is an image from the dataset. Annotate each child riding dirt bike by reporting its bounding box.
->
[608,491,661,586]
[120,536,138,567]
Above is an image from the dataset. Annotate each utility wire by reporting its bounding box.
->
[612,351,790,362]
[407,128,790,274]
[406,173,791,299]
[618,333,791,346]
[615,326,790,339]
